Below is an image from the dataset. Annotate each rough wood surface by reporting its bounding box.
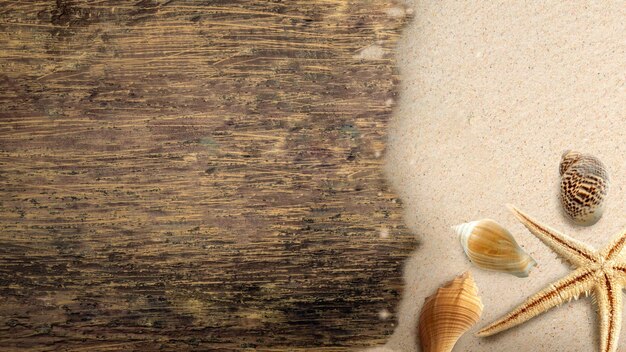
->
[0,1,415,350]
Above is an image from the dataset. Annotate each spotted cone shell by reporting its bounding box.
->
[454,219,536,277]
[418,271,483,352]
[559,150,609,226]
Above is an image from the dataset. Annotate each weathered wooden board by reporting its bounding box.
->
[0,1,415,350]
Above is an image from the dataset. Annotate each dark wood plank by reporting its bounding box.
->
[0,0,415,350]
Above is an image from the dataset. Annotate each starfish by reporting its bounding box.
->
[477,204,626,352]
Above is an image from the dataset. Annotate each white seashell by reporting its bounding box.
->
[418,271,483,352]
[559,150,609,226]
[454,219,536,277]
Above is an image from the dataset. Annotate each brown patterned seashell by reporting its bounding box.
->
[418,271,483,352]
[454,219,536,277]
[559,150,609,226]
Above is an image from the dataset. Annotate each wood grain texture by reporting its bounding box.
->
[0,1,416,350]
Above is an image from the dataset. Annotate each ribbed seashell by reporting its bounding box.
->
[418,271,483,352]
[559,150,609,226]
[454,219,536,277]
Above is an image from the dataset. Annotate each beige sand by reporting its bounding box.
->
[377,2,626,351]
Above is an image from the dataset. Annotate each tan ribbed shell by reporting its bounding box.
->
[418,271,483,352]
[454,219,536,277]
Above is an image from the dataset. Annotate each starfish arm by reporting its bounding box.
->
[477,267,595,337]
[507,204,597,265]
[609,261,626,286]
[600,227,626,261]
[593,274,622,352]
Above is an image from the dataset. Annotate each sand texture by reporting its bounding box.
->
[382,2,625,351]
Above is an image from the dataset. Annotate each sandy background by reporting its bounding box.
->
[377,1,626,351]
